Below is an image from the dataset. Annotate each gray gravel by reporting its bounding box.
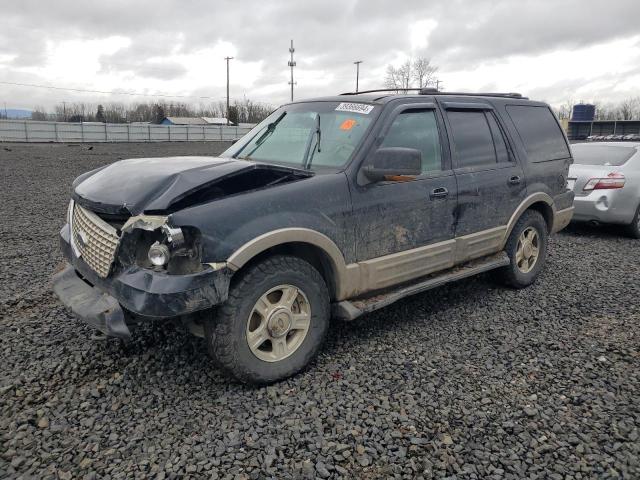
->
[1,142,639,479]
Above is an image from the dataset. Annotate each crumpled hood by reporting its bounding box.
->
[72,156,308,215]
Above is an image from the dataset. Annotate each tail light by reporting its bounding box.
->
[583,172,625,191]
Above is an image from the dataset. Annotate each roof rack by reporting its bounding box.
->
[339,88,526,99]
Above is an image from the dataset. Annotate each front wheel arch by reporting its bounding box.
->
[230,242,339,301]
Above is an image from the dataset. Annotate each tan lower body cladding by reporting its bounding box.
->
[344,226,507,296]
[225,193,574,301]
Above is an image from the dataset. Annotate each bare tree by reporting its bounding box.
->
[96,105,106,123]
[385,57,438,91]
[152,104,166,124]
[593,102,616,121]
[413,58,438,88]
[384,65,401,91]
[557,98,575,120]
[633,97,640,120]
[384,60,412,91]
[103,103,129,123]
[31,106,49,121]
[618,97,639,121]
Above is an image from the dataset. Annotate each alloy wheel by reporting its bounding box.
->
[515,226,540,273]
[245,285,311,362]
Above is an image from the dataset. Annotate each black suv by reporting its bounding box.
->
[54,90,575,384]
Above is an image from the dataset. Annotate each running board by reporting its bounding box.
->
[332,252,510,321]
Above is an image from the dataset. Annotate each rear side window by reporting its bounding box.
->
[571,144,636,166]
[447,110,496,168]
[506,105,569,162]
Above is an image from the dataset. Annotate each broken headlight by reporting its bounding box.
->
[162,225,185,246]
[148,241,170,266]
[126,225,203,274]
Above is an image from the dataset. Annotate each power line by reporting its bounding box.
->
[0,80,229,100]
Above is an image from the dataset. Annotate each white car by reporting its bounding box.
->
[568,142,640,237]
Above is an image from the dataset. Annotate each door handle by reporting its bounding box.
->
[430,187,449,199]
[508,175,521,185]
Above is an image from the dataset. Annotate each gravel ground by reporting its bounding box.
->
[1,142,639,479]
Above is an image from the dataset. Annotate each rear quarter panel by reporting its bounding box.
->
[495,101,573,206]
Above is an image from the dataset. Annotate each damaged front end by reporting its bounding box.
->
[54,201,233,339]
[53,155,315,339]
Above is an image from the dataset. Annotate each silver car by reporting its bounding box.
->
[568,142,640,238]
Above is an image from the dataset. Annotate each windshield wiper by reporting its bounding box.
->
[233,112,287,159]
[302,114,321,170]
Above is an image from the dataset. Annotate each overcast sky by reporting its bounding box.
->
[1,0,639,111]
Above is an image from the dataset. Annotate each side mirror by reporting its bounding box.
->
[363,147,422,182]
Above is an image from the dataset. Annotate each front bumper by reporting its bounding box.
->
[53,265,132,339]
[55,225,233,335]
[572,190,637,225]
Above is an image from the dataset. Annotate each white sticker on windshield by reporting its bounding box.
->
[335,102,374,115]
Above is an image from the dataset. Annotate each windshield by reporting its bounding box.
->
[571,144,637,166]
[221,101,378,169]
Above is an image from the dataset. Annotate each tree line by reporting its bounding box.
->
[29,98,275,124]
[555,97,640,121]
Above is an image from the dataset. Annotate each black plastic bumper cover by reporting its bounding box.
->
[57,225,232,321]
[53,265,131,339]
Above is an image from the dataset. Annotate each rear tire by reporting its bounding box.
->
[497,210,548,289]
[205,255,330,385]
[625,205,640,239]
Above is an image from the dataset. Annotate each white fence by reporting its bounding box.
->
[0,120,253,143]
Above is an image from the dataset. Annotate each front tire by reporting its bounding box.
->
[497,210,549,288]
[205,255,330,384]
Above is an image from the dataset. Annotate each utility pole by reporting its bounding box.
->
[353,61,363,93]
[287,40,296,102]
[224,56,234,125]
[435,79,443,91]
[62,101,67,122]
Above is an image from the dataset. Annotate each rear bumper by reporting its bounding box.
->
[56,224,233,333]
[572,190,637,225]
[551,206,574,233]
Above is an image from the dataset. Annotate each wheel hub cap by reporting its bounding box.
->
[267,308,292,338]
[523,241,533,259]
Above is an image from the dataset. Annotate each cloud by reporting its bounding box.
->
[410,19,439,52]
[1,0,639,109]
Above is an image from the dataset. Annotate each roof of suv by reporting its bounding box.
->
[294,91,545,106]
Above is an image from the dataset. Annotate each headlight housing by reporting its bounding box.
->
[122,223,202,274]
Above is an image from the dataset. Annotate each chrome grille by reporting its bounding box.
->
[71,203,120,278]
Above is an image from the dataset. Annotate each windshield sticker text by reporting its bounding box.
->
[335,103,374,115]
